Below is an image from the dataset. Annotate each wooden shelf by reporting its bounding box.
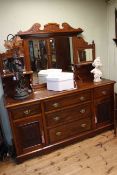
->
[73,61,93,67]
[1,71,33,78]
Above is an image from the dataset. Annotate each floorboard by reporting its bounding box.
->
[0,130,117,175]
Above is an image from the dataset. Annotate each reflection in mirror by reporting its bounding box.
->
[49,38,56,68]
[28,37,73,85]
[29,40,47,71]
[29,39,48,84]
[78,49,93,62]
[49,37,73,71]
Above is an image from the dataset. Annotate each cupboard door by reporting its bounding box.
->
[13,116,45,155]
[95,98,113,126]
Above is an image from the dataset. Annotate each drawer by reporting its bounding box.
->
[44,90,92,112]
[48,118,91,144]
[10,103,41,120]
[94,85,113,99]
[46,103,92,127]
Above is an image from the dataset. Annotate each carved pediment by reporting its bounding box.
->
[76,37,95,48]
[17,22,83,36]
[18,23,41,35]
[44,23,60,31]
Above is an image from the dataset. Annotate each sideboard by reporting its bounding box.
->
[5,79,115,163]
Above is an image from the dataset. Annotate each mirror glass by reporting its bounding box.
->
[28,39,48,85]
[28,37,73,85]
[78,48,93,62]
[29,39,47,71]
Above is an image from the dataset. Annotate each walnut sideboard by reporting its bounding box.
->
[5,79,115,163]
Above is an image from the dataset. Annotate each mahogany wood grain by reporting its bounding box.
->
[4,79,115,163]
[48,117,91,144]
[46,102,92,128]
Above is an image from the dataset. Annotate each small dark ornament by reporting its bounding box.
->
[12,54,29,99]
[4,34,29,99]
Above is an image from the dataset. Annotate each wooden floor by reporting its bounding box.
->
[0,130,117,175]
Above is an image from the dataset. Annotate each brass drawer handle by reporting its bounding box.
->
[80,96,85,101]
[23,109,31,115]
[56,131,62,136]
[80,109,86,114]
[53,116,60,121]
[81,123,87,128]
[52,103,59,108]
[102,90,107,95]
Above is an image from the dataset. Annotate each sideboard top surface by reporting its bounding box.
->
[5,79,115,109]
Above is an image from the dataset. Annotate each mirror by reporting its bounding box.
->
[17,22,83,87]
[28,37,73,85]
[73,37,95,82]
[78,48,93,62]
[29,39,48,72]
[28,39,48,84]
[75,37,95,65]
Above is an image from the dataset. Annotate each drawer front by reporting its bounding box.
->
[44,90,91,112]
[94,85,113,99]
[48,118,91,144]
[46,103,92,127]
[10,103,41,120]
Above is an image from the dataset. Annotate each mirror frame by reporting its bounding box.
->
[17,23,83,88]
[73,37,95,65]
[73,37,95,82]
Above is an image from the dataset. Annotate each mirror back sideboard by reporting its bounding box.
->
[0,22,115,163]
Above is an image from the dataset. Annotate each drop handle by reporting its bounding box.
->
[53,116,60,121]
[56,131,62,136]
[23,109,31,115]
[81,123,87,128]
[52,103,59,108]
[80,96,85,101]
[80,109,86,114]
[102,90,107,95]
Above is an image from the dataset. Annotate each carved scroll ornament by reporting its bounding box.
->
[17,22,83,35]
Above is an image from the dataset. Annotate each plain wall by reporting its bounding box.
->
[0,0,108,144]
[0,0,108,74]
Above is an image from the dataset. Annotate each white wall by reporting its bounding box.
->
[0,0,108,76]
[0,0,108,67]
[0,0,108,144]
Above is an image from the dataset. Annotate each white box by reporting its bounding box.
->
[38,69,62,84]
[47,72,74,91]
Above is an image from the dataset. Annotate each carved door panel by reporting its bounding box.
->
[95,98,113,127]
[13,116,45,155]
